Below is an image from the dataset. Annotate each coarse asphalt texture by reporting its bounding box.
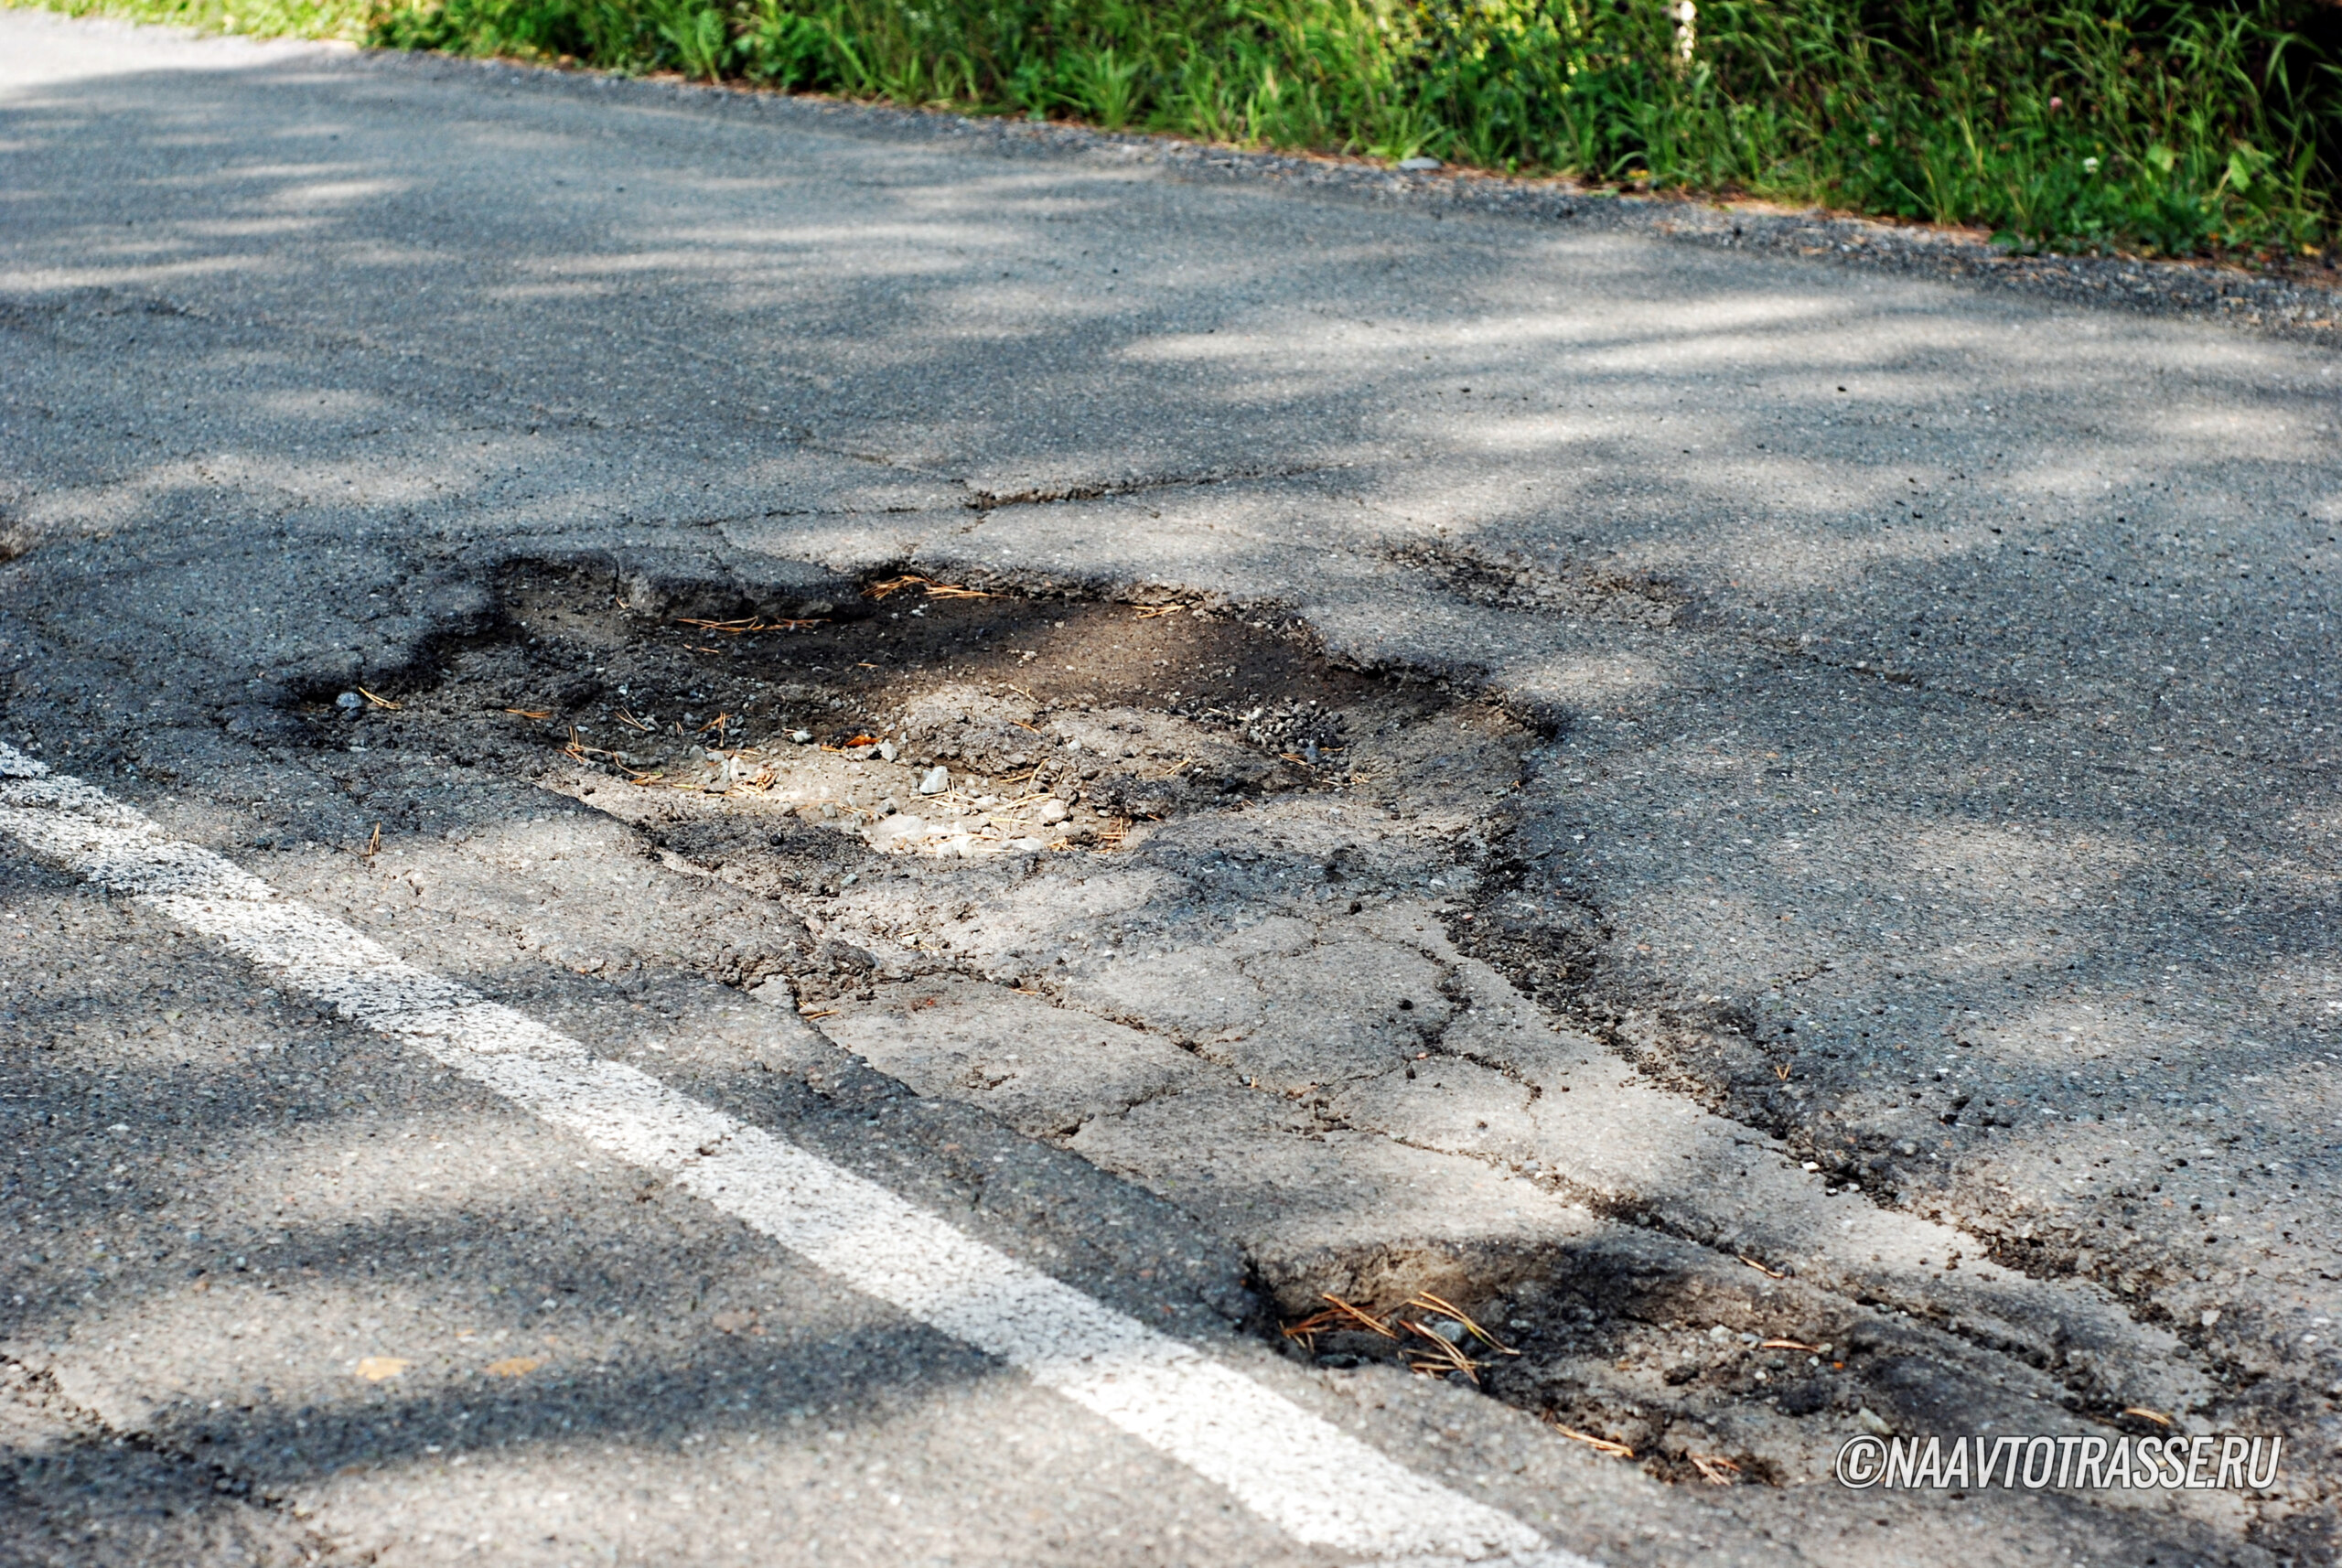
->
[0,11,2337,1567]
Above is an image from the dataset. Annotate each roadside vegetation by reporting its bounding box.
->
[21,0,2342,258]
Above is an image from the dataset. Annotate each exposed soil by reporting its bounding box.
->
[329,559,1441,833]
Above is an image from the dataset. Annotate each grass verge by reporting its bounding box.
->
[14,0,2342,259]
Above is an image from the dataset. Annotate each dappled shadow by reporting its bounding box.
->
[4,20,2341,1555]
[0,855,1302,1562]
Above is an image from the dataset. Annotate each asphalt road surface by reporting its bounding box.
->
[3,12,2338,1566]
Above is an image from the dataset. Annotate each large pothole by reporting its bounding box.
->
[272,557,2274,1545]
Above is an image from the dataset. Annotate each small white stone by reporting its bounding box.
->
[1038,799,1069,825]
[919,766,950,796]
[877,740,898,762]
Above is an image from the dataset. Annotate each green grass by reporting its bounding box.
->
[18,0,367,40]
[18,0,2342,257]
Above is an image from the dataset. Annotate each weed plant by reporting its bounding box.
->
[23,0,2342,256]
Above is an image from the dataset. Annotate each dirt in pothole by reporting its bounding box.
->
[499,559,1385,763]
[310,560,1465,845]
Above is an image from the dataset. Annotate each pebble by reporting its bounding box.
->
[919,766,951,796]
[668,747,728,789]
[791,729,814,745]
[1038,799,1069,825]
[877,740,898,762]
[1397,156,1444,171]
[335,692,363,711]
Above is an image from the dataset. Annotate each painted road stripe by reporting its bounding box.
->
[0,745,1597,1568]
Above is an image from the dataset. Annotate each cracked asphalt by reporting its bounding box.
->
[3,11,2339,1566]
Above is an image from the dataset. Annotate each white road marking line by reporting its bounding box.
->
[0,746,1598,1568]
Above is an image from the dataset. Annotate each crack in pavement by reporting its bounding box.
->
[0,1353,342,1566]
[964,462,1358,514]
[0,740,1607,1568]
[156,559,2238,1486]
[553,660,2227,1462]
